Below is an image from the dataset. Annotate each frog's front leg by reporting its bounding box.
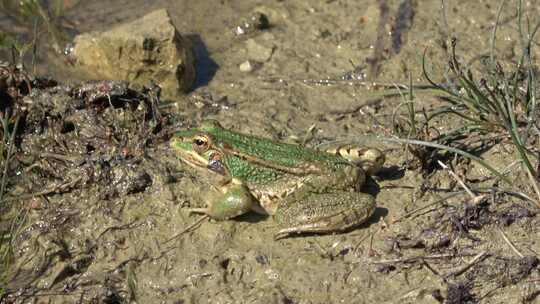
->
[273,191,376,239]
[189,180,257,220]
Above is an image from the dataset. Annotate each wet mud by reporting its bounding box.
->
[1,1,540,303]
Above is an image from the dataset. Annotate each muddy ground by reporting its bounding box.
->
[1,0,540,303]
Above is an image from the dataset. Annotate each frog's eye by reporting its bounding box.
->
[194,138,206,146]
[192,135,210,152]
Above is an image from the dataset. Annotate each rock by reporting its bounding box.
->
[239,60,255,72]
[234,12,270,36]
[72,9,195,99]
[246,37,274,62]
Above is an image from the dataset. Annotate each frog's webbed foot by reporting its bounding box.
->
[273,192,376,240]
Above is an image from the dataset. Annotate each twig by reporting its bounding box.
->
[421,259,441,276]
[471,186,536,205]
[40,152,81,164]
[0,115,19,203]
[392,191,464,223]
[367,252,479,264]
[263,76,436,90]
[97,220,142,240]
[443,251,489,278]
[497,226,524,258]
[1,177,82,202]
[438,160,476,199]
[353,231,371,254]
[525,166,540,208]
[312,240,333,260]
[164,215,209,244]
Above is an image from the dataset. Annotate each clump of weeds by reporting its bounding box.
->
[0,0,75,68]
[0,34,36,299]
[0,111,24,299]
[392,0,540,208]
[382,1,540,301]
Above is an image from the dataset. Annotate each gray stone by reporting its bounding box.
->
[72,9,195,98]
[246,38,274,62]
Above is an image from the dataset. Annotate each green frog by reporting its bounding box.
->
[170,120,385,239]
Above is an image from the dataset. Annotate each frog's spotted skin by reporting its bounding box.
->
[325,144,385,176]
[171,120,385,239]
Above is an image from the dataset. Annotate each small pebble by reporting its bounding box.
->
[239,60,254,72]
[234,12,270,36]
[246,39,274,62]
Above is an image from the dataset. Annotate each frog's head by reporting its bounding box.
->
[170,120,228,176]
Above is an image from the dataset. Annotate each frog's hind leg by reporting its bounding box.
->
[273,191,376,240]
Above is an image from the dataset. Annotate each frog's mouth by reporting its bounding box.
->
[170,137,207,167]
[175,150,229,179]
[177,149,210,169]
[172,136,230,177]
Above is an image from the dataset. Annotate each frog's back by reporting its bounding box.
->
[204,122,348,169]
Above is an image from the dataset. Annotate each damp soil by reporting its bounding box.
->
[1,1,540,303]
